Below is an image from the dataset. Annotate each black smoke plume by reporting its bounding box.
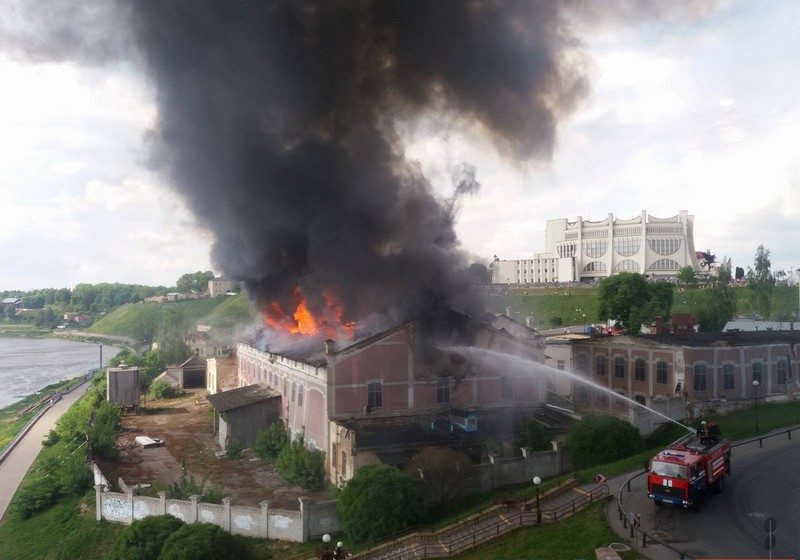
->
[125,1,591,325]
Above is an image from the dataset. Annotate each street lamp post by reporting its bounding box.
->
[795,267,800,321]
[317,534,349,560]
[753,379,760,432]
[533,476,542,523]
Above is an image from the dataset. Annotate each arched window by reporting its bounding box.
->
[614,237,640,257]
[583,240,609,258]
[650,258,680,271]
[656,362,668,385]
[614,260,640,272]
[693,364,707,391]
[634,359,646,382]
[648,238,682,256]
[614,357,626,378]
[583,261,608,273]
[595,355,607,376]
[367,381,382,408]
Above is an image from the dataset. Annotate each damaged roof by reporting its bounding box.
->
[206,383,280,412]
[250,307,540,366]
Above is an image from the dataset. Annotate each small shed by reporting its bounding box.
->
[106,366,140,408]
[206,383,281,450]
[163,356,207,389]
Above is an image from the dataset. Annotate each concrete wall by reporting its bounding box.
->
[475,442,570,493]
[95,485,340,543]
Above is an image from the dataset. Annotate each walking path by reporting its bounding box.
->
[0,382,90,520]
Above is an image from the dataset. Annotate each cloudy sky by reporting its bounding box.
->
[1,1,798,290]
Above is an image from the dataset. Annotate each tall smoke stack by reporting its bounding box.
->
[127,1,592,324]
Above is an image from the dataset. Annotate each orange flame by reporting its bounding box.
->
[263,287,355,340]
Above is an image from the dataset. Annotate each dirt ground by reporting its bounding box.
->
[110,389,328,509]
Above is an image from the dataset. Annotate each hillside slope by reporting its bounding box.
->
[87,299,224,341]
[491,285,799,327]
[197,293,258,330]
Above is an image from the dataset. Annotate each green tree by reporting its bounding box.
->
[407,447,476,509]
[747,244,775,318]
[35,305,60,329]
[514,419,552,452]
[697,264,736,332]
[110,515,185,560]
[155,308,190,365]
[597,273,673,333]
[87,400,123,460]
[254,421,288,460]
[567,415,645,469]
[157,523,247,560]
[676,266,698,285]
[276,433,325,490]
[339,464,426,543]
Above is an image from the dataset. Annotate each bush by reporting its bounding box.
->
[149,379,178,400]
[407,447,476,508]
[514,419,552,452]
[88,400,123,460]
[42,429,60,447]
[110,515,185,560]
[339,464,426,543]
[254,422,288,460]
[200,485,226,505]
[276,434,325,491]
[549,316,564,327]
[13,477,61,519]
[55,450,93,496]
[225,441,243,460]
[157,523,247,560]
[567,415,645,469]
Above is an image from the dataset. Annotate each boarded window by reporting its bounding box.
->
[298,384,304,406]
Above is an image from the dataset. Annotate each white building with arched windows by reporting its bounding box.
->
[490,210,699,284]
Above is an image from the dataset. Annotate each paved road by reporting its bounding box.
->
[0,382,90,520]
[614,428,800,559]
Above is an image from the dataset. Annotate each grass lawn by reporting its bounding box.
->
[450,500,635,560]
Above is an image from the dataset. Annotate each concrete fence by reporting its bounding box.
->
[475,441,572,493]
[94,484,340,542]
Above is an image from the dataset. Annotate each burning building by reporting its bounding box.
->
[237,307,545,484]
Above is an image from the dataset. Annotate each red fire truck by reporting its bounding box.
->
[647,432,731,510]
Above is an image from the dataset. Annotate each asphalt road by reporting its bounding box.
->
[620,430,800,559]
[0,382,90,520]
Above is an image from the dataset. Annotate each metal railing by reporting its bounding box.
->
[355,482,608,560]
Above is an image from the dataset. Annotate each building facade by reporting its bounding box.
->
[236,309,546,484]
[208,278,236,297]
[491,210,699,284]
[568,331,800,419]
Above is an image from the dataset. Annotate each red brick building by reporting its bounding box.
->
[237,308,545,483]
[570,331,800,418]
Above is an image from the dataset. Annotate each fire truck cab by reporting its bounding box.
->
[647,433,731,510]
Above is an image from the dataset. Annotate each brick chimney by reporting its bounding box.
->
[324,339,335,355]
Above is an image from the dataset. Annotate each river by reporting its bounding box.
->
[0,337,120,408]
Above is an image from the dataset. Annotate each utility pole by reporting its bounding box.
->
[99,344,103,370]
